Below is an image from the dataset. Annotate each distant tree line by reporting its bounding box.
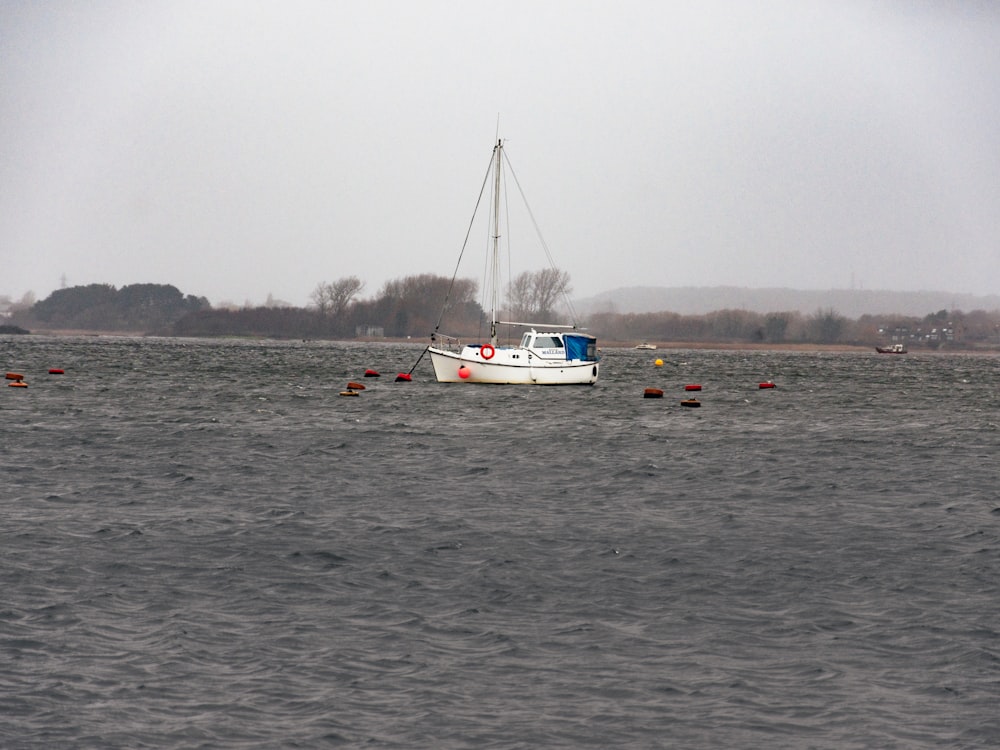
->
[171,307,336,339]
[589,308,844,345]
[168,270,567,340]
[11,277,1000,349]
[590,306,1000,348]
[11,283,209,332]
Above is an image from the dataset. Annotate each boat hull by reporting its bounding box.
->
[428,347,598,385]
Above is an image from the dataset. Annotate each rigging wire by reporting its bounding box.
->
[500,142,514,345]
[502,149,582,326]
[430,146,495,340]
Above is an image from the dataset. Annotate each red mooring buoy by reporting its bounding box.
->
[759,381,776,389]
[49,369,64,375]
[643,387,664,398]
[346,382,366,390]
[364,369,380,378]
[395,373,412,382]
[684,384,702,391]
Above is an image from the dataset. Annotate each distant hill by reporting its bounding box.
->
[574,287,1000,319]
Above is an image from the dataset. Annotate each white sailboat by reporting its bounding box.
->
[427,139,599,385]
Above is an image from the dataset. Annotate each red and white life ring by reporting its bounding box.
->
[480,344,495,360]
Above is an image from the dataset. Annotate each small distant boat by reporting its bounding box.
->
[876,344,907,354]
[635,342,656,351]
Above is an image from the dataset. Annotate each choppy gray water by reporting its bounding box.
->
[2,335,999,748]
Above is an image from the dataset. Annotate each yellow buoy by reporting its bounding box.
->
[654,359,663,367]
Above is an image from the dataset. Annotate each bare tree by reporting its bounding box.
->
[506,272,534,319]
[533,268,571,318]
[310,282,331,315]
[370,274,479,337]
[808,307,846,344]
[506,268,571,320]
[311,276,365,317]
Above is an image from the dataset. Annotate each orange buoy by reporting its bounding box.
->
[643,387,664,398]
[8,381,27,388]
[394,373,412,382]
[5,372,24,380]
[346,382,366,390]
[49,369,64,375]
[759,381,776,389]
[684,384,702,391]
[680,398,701,407]
[363,369,380,378]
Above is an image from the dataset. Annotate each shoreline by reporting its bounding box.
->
[11,328,1000,355]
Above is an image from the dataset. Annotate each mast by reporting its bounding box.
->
[489,139,502,345]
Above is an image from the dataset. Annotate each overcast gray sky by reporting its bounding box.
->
[3,0,999,307]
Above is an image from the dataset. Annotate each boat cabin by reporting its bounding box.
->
[520,329,598,362]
